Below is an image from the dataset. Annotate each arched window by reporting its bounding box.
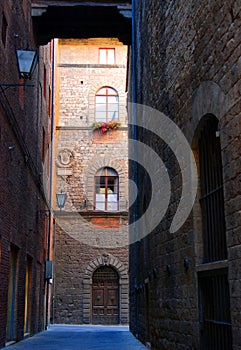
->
[95,87,119,122]
[95,167,119,211]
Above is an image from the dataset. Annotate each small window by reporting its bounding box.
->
[99,48,115,64]
[95,87,119,122]
[95,167,119,211]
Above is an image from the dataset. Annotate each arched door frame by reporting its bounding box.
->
[82,253,129,324]
[92,265,119,324]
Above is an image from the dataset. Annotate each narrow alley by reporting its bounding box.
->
[0,1,240,349]
[8,325,147,350]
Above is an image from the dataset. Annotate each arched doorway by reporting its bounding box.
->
[92,266,119,325]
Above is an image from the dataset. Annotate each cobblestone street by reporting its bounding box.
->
[8,325,147,350]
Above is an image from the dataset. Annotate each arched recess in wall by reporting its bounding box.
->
[190,80,227,263]
[190,81,233,348]
[82,253,129,324]
[192,114,222,263]
[189,80,227,143]
[86,158,126,211]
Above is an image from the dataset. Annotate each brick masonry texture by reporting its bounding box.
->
[0,0,53,347]
[53,38,129,325]
[129,1,241,349]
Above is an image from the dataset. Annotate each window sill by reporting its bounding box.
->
[54,210,128,217]
[196,259,228,272]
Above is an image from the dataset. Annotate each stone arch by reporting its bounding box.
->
[82,253,129,324]
[86,158,127,211]
[187,80,227,144]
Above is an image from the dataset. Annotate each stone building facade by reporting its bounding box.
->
[53,38,129,325]
[129,1,241,349]
[0,0,53,347]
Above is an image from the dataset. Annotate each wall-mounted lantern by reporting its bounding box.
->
[16,49,38,79]
[56,192,67,211]
[0,48,38,90]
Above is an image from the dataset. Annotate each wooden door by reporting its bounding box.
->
[92,266,119,325]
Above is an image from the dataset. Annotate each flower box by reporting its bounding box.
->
[92,121,121,133]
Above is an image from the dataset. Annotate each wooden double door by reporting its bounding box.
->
[92,266,119,325]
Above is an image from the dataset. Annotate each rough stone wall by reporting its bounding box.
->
[53,38,129,324]
[130,0,241,349]
[54,222,129,324]
[56,129,128,212]
[0,0,52,347]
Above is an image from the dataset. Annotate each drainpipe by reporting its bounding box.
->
[130,0,139,337]
[131,2,139,236]
[45,38,56,329]
[132,0,137,107]
[36,48,40,167]
[49,38,57,326]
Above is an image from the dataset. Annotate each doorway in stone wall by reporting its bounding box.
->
[92,266,119,325]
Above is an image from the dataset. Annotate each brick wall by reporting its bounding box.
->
[0,0,52,347]
[130,0,241,349]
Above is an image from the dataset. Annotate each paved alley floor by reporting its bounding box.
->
[8,325,147,350]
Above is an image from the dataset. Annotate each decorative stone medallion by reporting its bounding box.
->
[56,149,74,168]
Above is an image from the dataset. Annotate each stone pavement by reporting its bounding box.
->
[9,325,147,349]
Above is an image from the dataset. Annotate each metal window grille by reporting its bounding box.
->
[199,270,232,350]
[93,267,118,282]
[198,118,227,262]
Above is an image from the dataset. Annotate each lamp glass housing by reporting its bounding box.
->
[56,193,67,209]
[16,49,37,79]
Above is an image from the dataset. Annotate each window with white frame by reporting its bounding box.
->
[95,87,119,122]
[99,48,115,64]
[95,167,119,211]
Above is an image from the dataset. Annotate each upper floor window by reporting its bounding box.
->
[95,87,119,122]
[95,167,119,211]
[99,48,115,64]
